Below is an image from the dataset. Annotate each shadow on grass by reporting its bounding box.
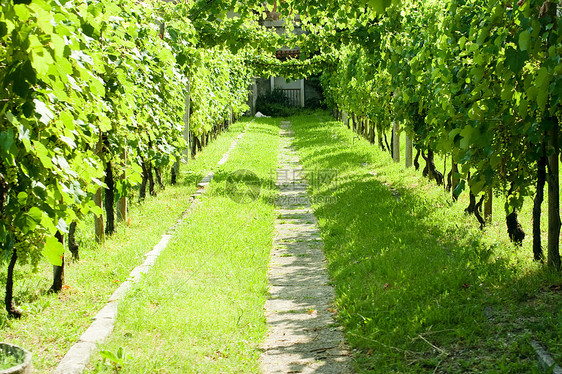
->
[287,114,554,372]
[244,123,280,137]
[180,171,208,187]
[208,168,279,207]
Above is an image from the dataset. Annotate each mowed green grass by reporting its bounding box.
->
[86,119,280,373]
[387,118,560,264]
[0,121,248,373]
[289,112,562,373]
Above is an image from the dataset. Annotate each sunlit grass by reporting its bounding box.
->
[289,111,562,373]
[4,112,560,373]
[0,121,248,373]
[86,118,280,373]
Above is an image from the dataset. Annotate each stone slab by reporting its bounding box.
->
[54,341,97,374]
[261,121,352,374]
[108,280,132,302]
[79,317,115,344]
[94,301,118,320]
[531,340,562,374]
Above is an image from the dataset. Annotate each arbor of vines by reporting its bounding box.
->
[0,0,284,317]
[286,0,560,270]
[0,0,560,318]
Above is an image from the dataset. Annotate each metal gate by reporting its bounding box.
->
[281,89,301,107]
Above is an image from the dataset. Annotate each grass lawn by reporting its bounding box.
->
[86,118,280,373]
[289,111,562,373]
[0,120,248,373]
[2,112,560,374]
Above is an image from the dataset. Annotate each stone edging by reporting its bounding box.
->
[531,340,562,374]
[53,122,251,374]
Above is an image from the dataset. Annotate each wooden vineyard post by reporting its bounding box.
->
[183,78,191,162]
[299,78,305,108]
[251,78,258,115]
[392,122,400,163]
[451,160,459,201]
[117,147,127,223]
[94,132,104,243]
[484,189,492,222]
[547,119,561,270]
[342,111,349,128]
[405,134,413,168]
[94,189,104,243]
[546,3,561,270]
[50,231,65,292]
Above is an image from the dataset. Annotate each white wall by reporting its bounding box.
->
[273,77,302,90]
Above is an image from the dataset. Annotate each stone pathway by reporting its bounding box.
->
[260,121,352,374]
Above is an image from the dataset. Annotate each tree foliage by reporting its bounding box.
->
[313,0,560,265]
[0,0,260,277]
